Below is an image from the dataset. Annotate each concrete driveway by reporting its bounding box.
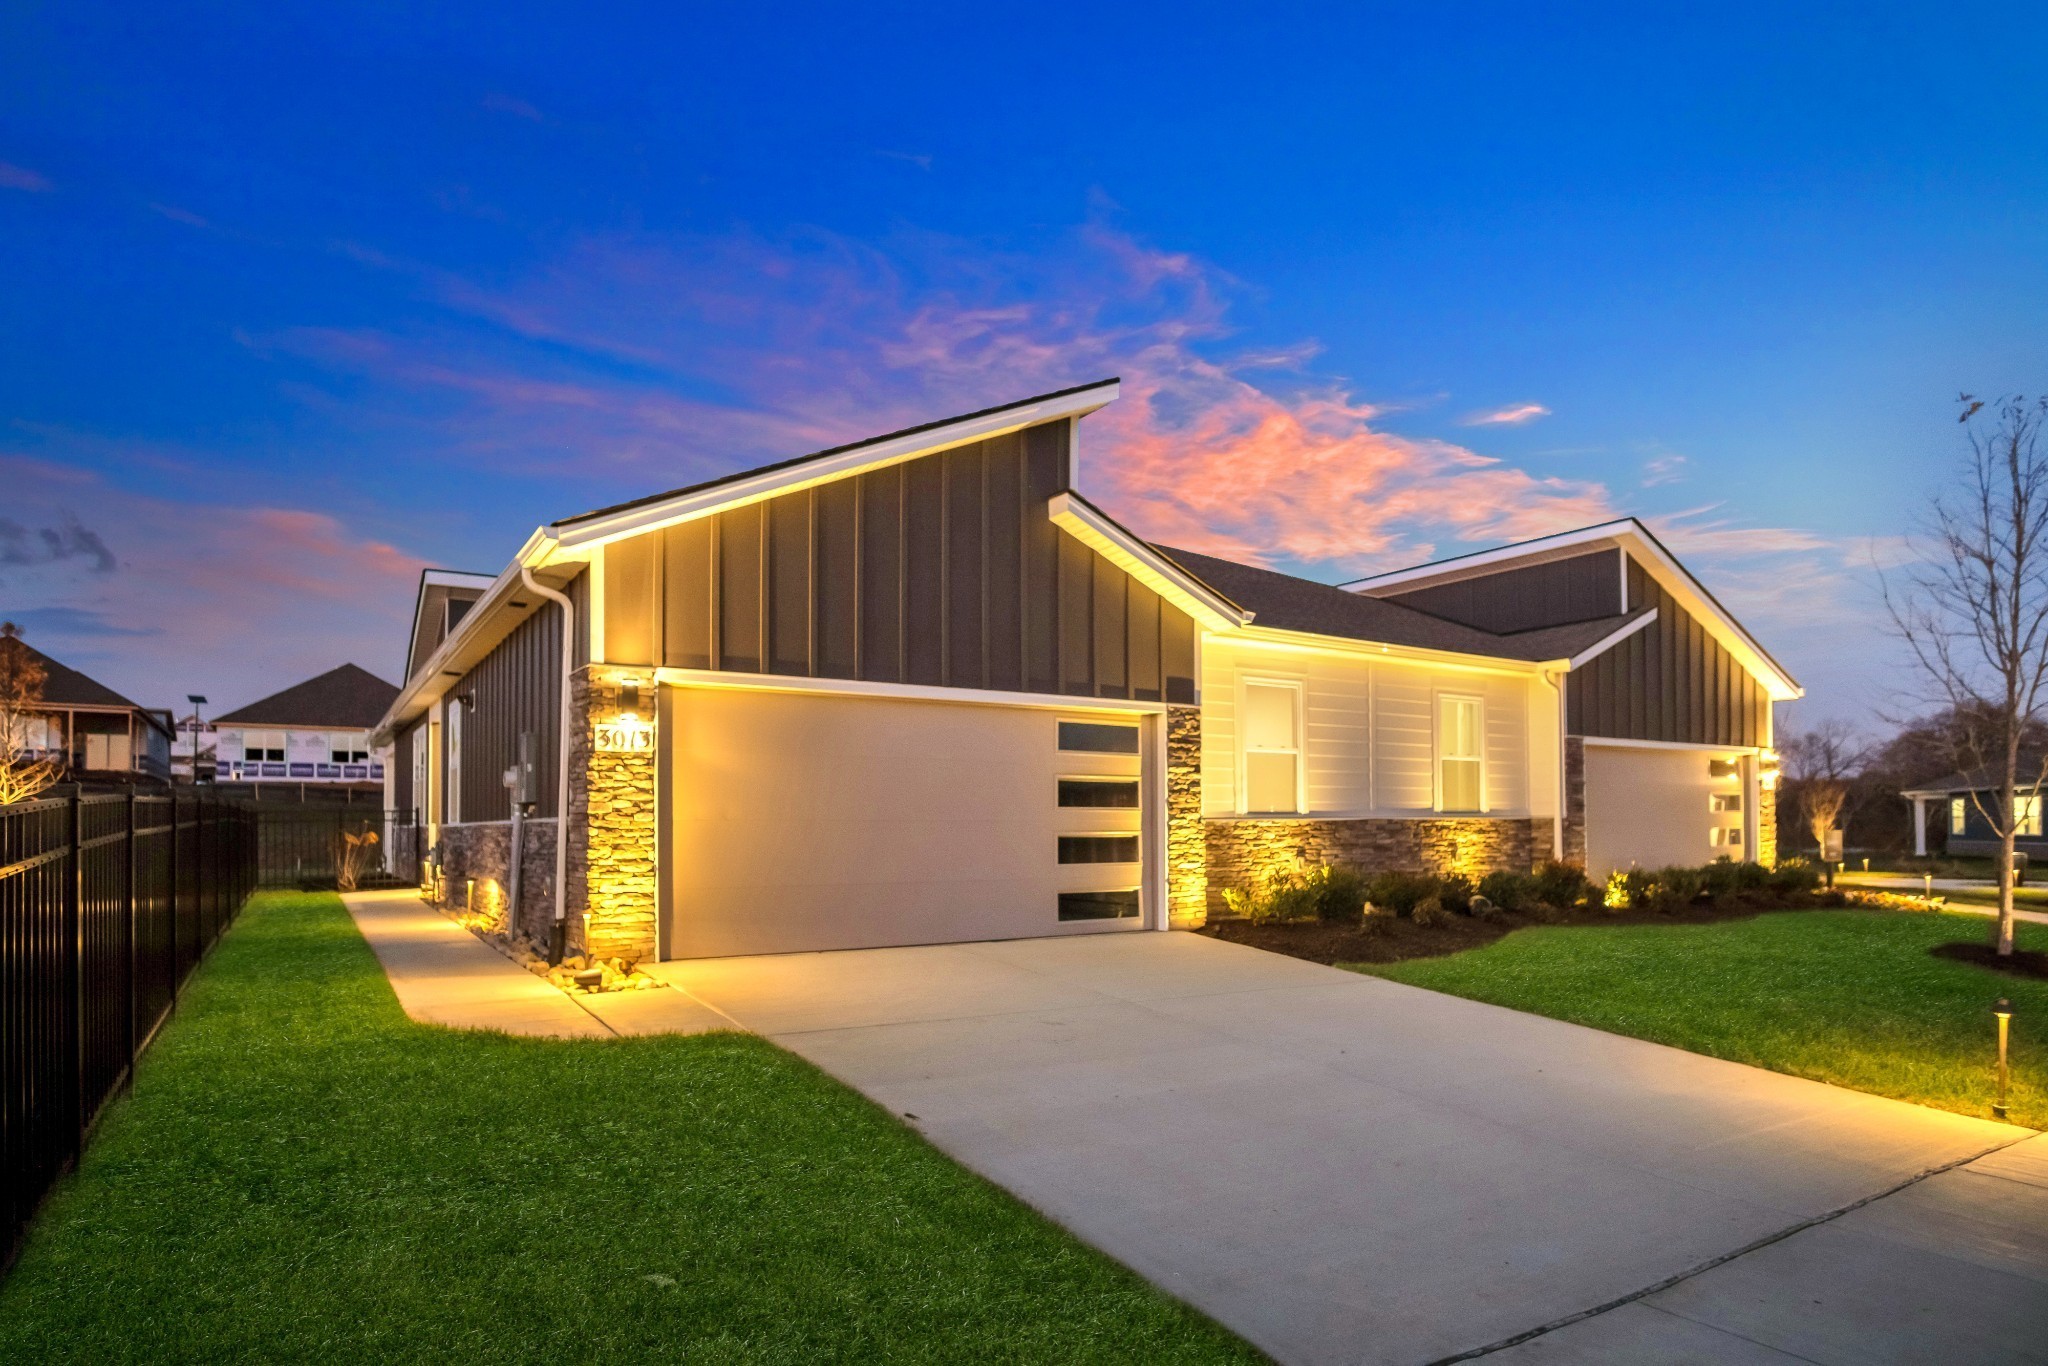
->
[648,932,2044,1364]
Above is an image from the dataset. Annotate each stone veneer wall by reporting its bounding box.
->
[1205,815,1544,912]
[1165,705,1206,928]
[430,817,559,944]
[1755,780,1777,869]
[565,668,659,963]
[1562,736,1588,867]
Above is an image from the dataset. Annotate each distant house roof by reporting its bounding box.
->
[1153,544,1651,663]
[214,664,400,729]
[1901,764,2048,798]
[18,641,142,709]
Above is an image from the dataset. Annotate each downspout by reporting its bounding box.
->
[1542,666,1568,861]
[521,565,577,964]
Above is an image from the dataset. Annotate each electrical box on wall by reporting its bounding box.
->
[510,731,539,808]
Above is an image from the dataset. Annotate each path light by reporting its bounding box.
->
[1994,998,2013,1121]
[1925,872,1935,904]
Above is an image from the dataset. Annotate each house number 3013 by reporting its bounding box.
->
[594,716,654,753]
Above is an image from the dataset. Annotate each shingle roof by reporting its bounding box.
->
[1151,545,1647,662]
[1902,764,2048,796]
[213,664,399,729]
[16,641,140,709]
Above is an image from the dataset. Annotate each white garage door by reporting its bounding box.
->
[660,686,1156,959]
[1583,742,1748,876]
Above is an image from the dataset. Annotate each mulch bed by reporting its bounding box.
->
[1199,899,1827,966]
[1930,941,2048,981]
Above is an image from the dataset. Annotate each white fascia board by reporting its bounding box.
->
[1340,522,1634,594]
[373,532,564,743]
[1566,608,1659,668]
[553,382,1119,552]
[1580,735,1764,755]
[1047,493,1248,633]
[1230,623,1553,678]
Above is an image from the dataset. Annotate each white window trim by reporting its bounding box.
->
[1433,690,1488,815]
[1235,673,1306,816]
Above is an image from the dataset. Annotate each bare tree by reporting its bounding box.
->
[1885,394,2048,956]
[0,623,63,805]
[1777,717,1868,857]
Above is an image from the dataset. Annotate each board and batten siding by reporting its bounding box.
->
[1200,638,1538,819]
[595,419,1200,703]
[1566,557,1770,749]
[440,603,566,822]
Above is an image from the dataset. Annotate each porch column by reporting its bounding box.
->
[1913,796,1929,857]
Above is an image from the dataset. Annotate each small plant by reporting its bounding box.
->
[337,825,381,892]
[1224,867,1323,924]
[1768,857,1822,898]
[1603,869,1634,911]
[1436,873,1476,914]
[1411,894,1451,927]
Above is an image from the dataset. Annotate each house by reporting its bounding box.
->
[7,639,174,782]
[1898,767,2048,860]
[369,379,1800,963]
[211,663,398,803]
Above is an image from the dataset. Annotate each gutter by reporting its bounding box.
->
[520,565,577,964]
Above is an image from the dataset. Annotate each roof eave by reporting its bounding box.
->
[1047,492,1248,633]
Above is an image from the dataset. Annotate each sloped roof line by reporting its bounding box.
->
[213,663,400,729]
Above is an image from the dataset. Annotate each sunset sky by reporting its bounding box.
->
[4,4,2044,728]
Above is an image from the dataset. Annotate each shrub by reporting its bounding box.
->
[1437,873,1477,914]
[1308,864,1370,924]
[1359,903,1395,936]
[1411,894,1451,927]
[1653,865,1704,912]
[1477,870,1537,912]
[1532,860,1591,909]
[1604,868,1656,912]
[1364,871,1440,917]
[1469,894,1506,921]
[1768,857,1822,898]
[1226,863,1368,924]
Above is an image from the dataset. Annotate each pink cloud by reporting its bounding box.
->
[0,454,426,709]
[1461,402,1551,427]
[0,161,52,192]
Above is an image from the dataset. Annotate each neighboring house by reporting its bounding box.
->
[371,379,1801,964]
[1899,767,2048,859]
[9,641,173,782]
[211,664,398,803]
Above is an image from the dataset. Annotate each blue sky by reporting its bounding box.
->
[3,3,2044,726]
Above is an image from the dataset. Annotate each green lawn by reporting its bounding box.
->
[0,892,1256,1364]
[1355,908,2047,1129]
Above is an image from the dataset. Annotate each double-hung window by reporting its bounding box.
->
[2017,794,2043,837]
[1951,798,1968,835]
[1241,680,1302,814]
[1436,694,1484,813]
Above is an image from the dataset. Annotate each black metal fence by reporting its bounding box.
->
[1,790,256,1274]
[253,807,418,889]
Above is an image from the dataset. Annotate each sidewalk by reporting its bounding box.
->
[1837,873,2048,925]
[340,891,737,1037]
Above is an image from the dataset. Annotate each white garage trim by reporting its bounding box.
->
[651,665,1175,717]
[1581,735,1765,755]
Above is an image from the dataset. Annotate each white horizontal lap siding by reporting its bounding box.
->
[1203,637,1533,818]
[1482,675,1529,814]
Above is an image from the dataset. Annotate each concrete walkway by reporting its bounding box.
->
[341,891,735,1037]
[1838,873,2048,925]
[650,932,2044,1365]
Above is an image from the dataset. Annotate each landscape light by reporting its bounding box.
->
[1994,998,2013,1122]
